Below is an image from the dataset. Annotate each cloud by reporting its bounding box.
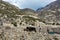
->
[3,0,56,10]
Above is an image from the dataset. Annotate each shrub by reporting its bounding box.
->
[54,37,59,40]
[11,22,17,27]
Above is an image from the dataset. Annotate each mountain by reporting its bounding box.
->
[20,8,37,16]
[38,0,60,24]
[36,7,44,12]
[0,0,40,22]
[0,0,60,40]
[0,1,47,40]
[0,0,44,29]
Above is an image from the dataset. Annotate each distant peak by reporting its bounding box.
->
[21,8,36,12]
[22,8,33,10]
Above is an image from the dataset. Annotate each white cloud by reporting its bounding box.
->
[3,0,56,10]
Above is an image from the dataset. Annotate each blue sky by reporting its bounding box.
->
[3,0,56,10]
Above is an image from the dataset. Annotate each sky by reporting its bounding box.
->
[3,0,56,10]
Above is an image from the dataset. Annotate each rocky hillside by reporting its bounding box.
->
[0,0,41,26]
[0,0,60,40]
[0,0,48,40]
[38,0,60,24]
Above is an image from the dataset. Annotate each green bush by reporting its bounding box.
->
[11,22,17,27]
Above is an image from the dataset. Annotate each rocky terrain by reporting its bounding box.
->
[0,0,60,40]
[38,0,60,24]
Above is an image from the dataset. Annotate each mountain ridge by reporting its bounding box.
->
[37,0,60,24]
